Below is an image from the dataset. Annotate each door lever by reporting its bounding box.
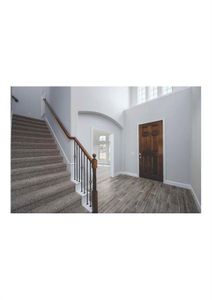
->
[139,153,142,159]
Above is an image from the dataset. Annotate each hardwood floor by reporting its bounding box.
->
[97,167,199,213]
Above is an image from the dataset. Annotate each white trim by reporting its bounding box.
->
[74,181,92,212]
[164,180,191,189]
[41,97,45,118]
[45,116,71,167]
[121,171,138,177]
[165,180,201,212]
[115,171,138,177]
[137,119,166,181]
[114,171,201,212]
[190,186,201,213]
[109,133,114,177]
[114,171,122,176]
[78,110,123,129]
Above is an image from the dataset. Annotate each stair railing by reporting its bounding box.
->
[43,98,98,213]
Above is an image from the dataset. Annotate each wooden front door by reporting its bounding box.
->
[139,120,163,181]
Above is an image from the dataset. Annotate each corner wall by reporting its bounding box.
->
[190,87,201,205]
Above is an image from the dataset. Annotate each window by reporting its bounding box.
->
[99,144,107,160]
[148,86,158,99]
[161,86,172,95]
[137,87,146,103]
[135,86,173,106]
[99,135,106,142]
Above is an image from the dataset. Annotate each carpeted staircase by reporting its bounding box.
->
[11,114,87,213]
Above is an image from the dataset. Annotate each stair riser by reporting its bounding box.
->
[11,143,57,149]
[11,165,66,181]
[12,175,70,197]
[12,157,63,169]
[11,150,59,158]
[11,186,75,212]
[12,130,52,138]
[12,125,49,133]
[11,136,54,143]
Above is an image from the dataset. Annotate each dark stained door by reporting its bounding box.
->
[139,120,163,181]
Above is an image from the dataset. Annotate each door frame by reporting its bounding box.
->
[91,127,115,177]
[137,118,166,182]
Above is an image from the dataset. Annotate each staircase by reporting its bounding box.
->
[11,114,87,213]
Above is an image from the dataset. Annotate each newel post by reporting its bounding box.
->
[92,153,98,213]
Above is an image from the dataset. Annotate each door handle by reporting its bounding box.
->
[139,153,142,159]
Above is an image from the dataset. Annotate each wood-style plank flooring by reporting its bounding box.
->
[97,167,199,213]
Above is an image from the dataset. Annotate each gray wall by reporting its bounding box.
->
[45,87,72,162]
[190,87,201,204]
[71,87,130,135]
[124,88,192,184]
[11,87,48,119]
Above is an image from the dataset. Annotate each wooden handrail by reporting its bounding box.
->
[11,95,19,102]
[43,98,92,161]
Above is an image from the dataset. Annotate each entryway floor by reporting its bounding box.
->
[97,171,199,213]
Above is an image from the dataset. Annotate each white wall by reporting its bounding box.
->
[45,87,72,163]
[71,87,129,135]
[124,88,192,184]
[78,112,123,175]
[11,87,48,119]
[190,87,201,204]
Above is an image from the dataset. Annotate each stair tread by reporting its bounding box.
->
[13,114,46,123]
[12,148,58,152]
[11,155,63,169]
[11,142,56,149]
[12,129,52,136]
[11,181,75,211]
[30,192,84,213]
[13,120,47,126]
[11,162,67,181]
[11,135,54,143]
[12,171,70,190]
[11,162,65,175]
[12,149,59,157]
[12,125,49,133]
[12,155,61,163]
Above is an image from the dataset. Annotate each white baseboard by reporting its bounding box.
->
[190,186,201,213]
[164,180,191,189]
[115,171,138,177]
[164,180,201,212]
[114,175,201,211]
[45,116,71,172]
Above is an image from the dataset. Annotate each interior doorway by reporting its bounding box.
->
[92,128,114,181]
[138,120,163,181]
